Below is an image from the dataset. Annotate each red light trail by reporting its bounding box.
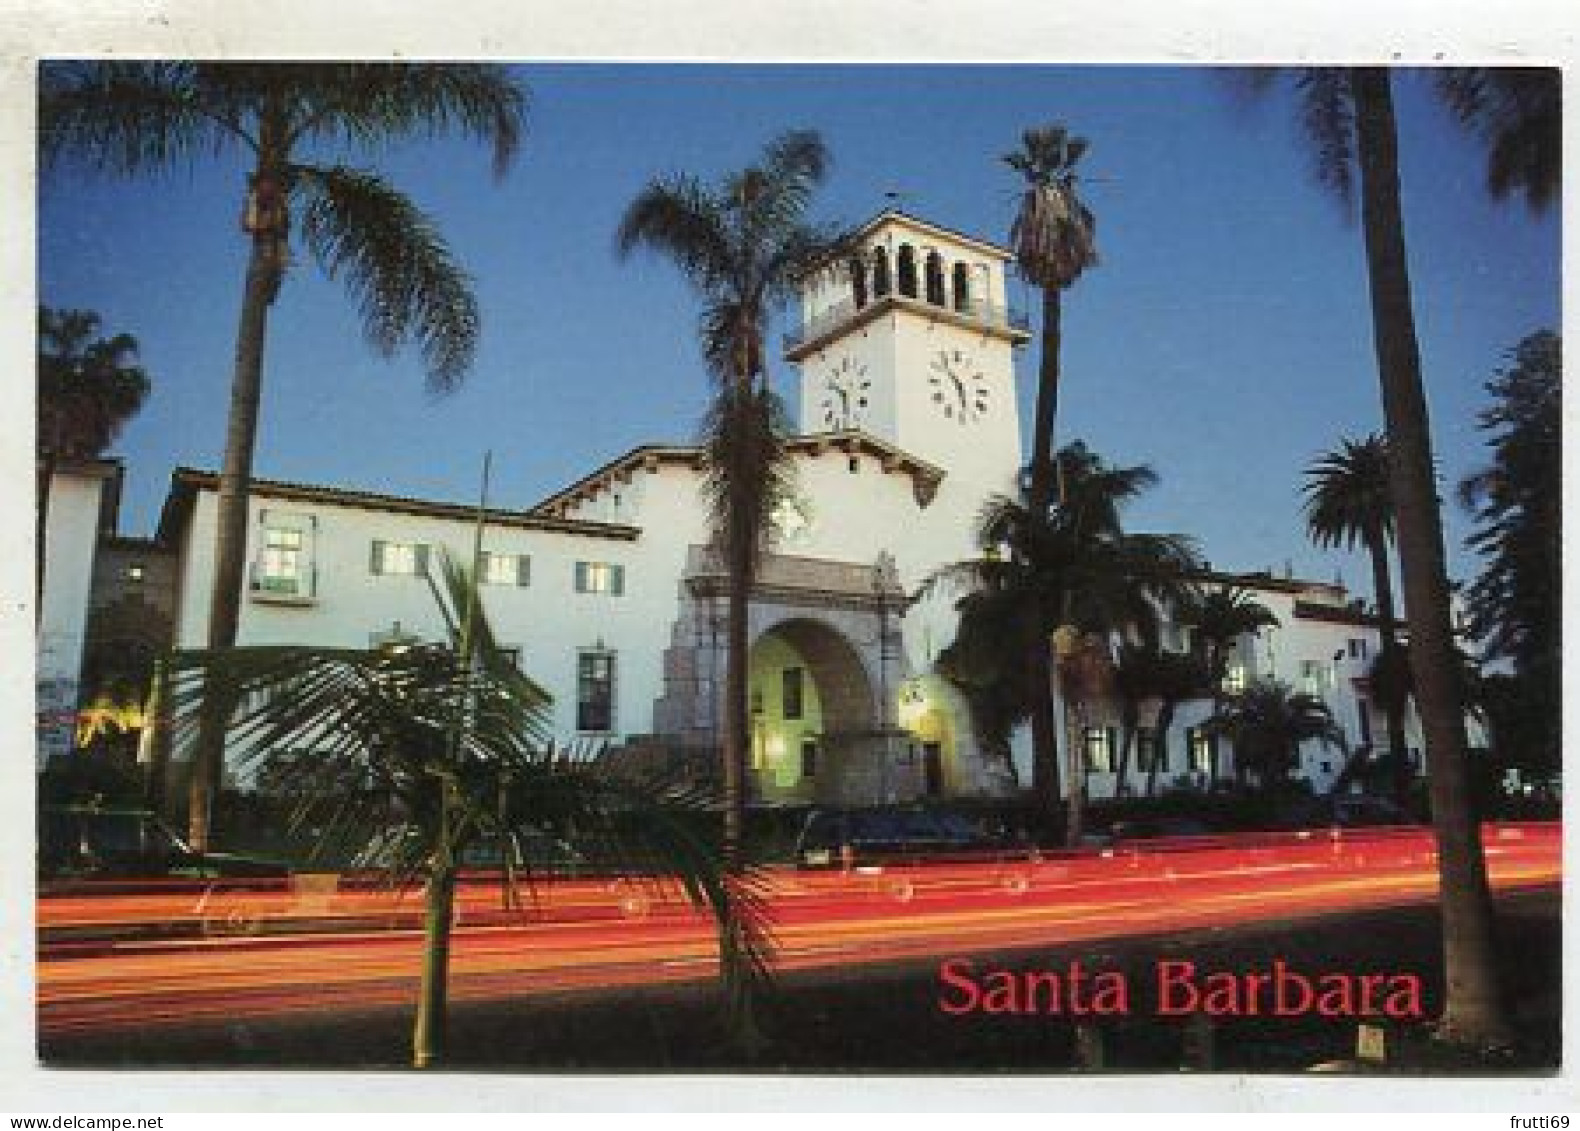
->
[36,823,1558,1037]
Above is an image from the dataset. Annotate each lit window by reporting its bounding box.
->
[1222,662,1247,694]
[1082,726,1115,772]
[481,551,530,587]
[574,561,625,595]
[253,514,315,599]
[371,540,428,578]
[577,650,616,732]
[1300,659,1334,696]
[125,564,146,582]
[1188,728,1216,773]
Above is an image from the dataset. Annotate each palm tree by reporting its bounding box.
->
[1111,643,1167,797]
[616,130,851,862]
[935,585,1036,789]
[1303,434,1412,802]
[1004,123,1099,512]
[36,306,150,610]
[40,63,527,852]
[925,442,1198,843]
[1179,584,1280,784]
[1004,126,1099,814]
[168,553,767,1067]
[1458,330,1562,782]
[1205,677,1345,790]
[1241,65,1558,1046]
[1143,648,1215,798]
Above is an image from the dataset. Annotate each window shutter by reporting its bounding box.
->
[414,544,430,577]
[574,561,588,592]
[612,564,625,595]
[516,555,530,587]
[370,540,386,575]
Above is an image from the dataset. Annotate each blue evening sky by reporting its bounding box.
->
[38,64,1560,596]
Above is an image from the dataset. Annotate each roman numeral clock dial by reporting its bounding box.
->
[820,356,872,430]
[928,348,989,425]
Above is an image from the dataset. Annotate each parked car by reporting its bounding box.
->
[794,807,1017,868]
[38,804,288,881]
[1271,794,1419,831]
[1105,816,1217,844]
[351,823,590,875]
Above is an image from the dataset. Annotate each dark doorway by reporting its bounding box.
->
[922,742,944,797]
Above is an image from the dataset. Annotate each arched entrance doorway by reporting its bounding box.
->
[747,617,879,805]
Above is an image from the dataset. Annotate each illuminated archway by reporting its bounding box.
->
[747,617,877,803]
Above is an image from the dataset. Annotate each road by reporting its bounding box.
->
[37,822,1560,1041]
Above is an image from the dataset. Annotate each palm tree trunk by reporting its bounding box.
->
[1147,701,1175,797]
[412,858,457,1067]
[1062,677,1085,847]
[1366,528,1412,804]
[1114,711,1137,799]
[1025,286,1065,835]
[723,553,750,866]
[1028,286,1063,509]
[1028,621,1061,824]
[188,167,285,853]
[1350,67,1511,1047]
[719,348,758,869]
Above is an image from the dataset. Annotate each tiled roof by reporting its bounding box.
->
[531,430,946,517]
[157,467,642,544]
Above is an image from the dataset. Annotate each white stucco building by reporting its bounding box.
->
[36,459,122,766]
[55,212,1431,801]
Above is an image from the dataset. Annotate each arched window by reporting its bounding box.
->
[952,262,971,313]
[924,251,946,306]
[871,247,891,298]
[897,244,918,298]
[849,256,868,309]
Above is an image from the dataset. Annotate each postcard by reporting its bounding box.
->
[7,0,1570,1115]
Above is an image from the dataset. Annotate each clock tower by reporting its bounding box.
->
[787,211,1030,498]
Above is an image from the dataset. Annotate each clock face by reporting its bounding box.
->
[819,356,872,430]
[928,348,990,425]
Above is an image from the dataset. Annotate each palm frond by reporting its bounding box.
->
[39,62,250,174]
[293,164,479,391]
[1294,69,1357,212]
[1302,433,1394,552]
[1435,68,1560,213]
[615,176,735,295]
[1005,122,1098,290]
[281,64,526,179]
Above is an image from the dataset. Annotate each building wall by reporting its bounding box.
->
[173,488,667,743]
[1073,581,1434,801]
[37,465,112,763]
